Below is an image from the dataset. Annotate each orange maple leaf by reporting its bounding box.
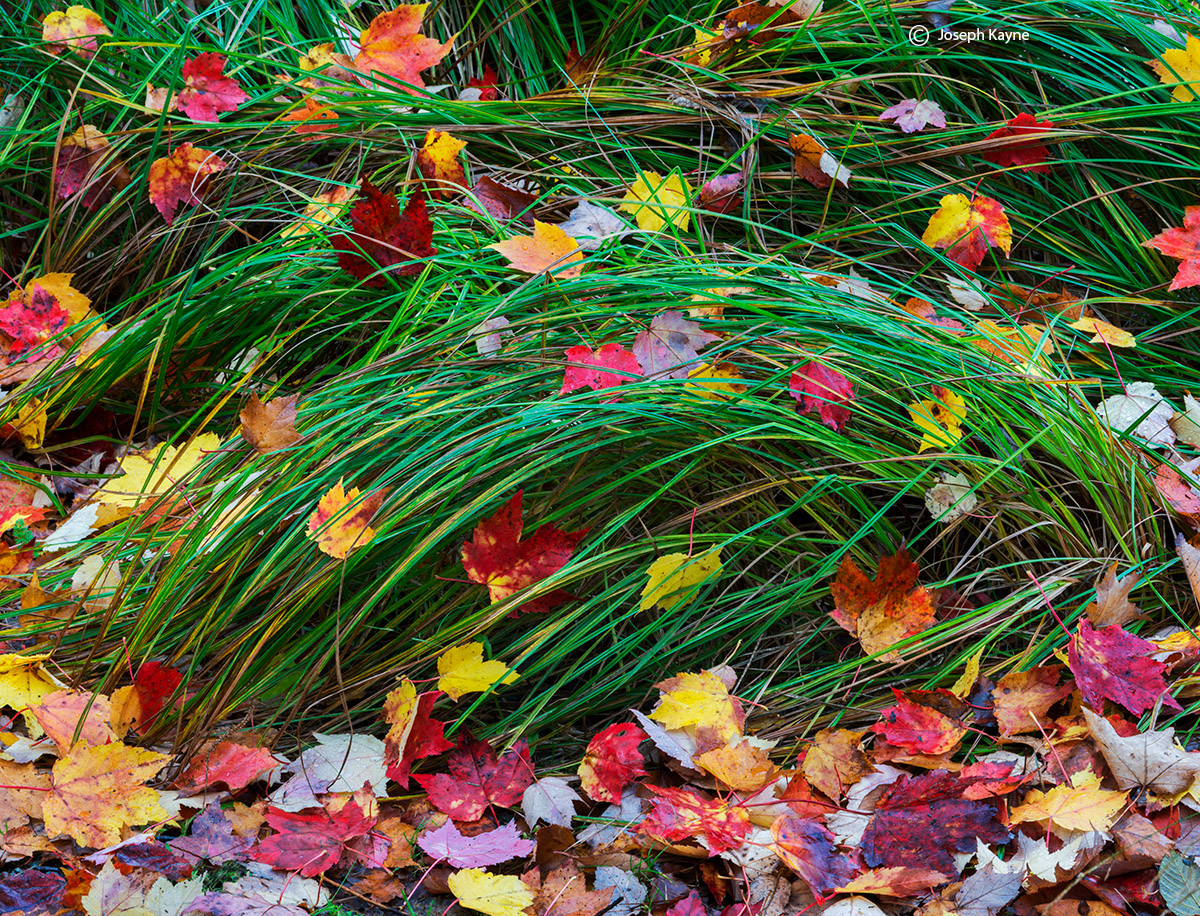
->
[354,5,455,93]
[43,743,171,848]
[487,222,585,279]
[306,479,384,559]
[829,547,935,659]
[42,5,110,60]
[921,193,1012,271]
[148,142,228,225]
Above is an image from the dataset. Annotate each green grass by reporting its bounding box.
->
[2,0,1199,755]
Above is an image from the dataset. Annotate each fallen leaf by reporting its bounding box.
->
[1068,618,1181,715]
[175,53,247,122]
[880,98,946,133]
[560,343,642,398]
[788,133,851,188]
[1069,316,1136,348]
[1144,206,1200,290]
[650,667,744,743]
[254,797,379,877]
[835,867,948,896]
[802,728,873,801]
[169,801,254,864]
[173,740,280,794]
[1157,463,1200,516]
[982,112,1054,173]
[523,776,582,828]
[579,722,648,803]
[829,547,935,660]
[685,363,746,400]
[770,814,855,896]
[414,735,533,821]
[436,642,518,701]
[909,386,967,453]
[955,861,1022,916]
[641,785,751,853]
[461,490,587,615]
[872,689,966,756]
[698,172,744,214]
[559,200,629,250]
[1151,35,1200,102]
[281,98,338,135]
[0,870,66,914]
[240,394,300,453]
[42,5,110,59]
[487,221,585,279]
[0,652,67,735]
[1009,770,1127,836]
[382,678,452,786]
[419,820,533,867]
[1086,564,1144,627]
[27,688,115,753]
[450,868,534,916]
[55,125,130,209]
[148,143,228,225]
[272,732,388,810]
[354,4,455,92]
[1094,382,1175,445]
[1082,706,1200,796]
[924,472,977,523]
[281,185,354,239]
[619,170,692,232]
[991,665,1073,736]
[695,740,776,791]
[921,194,1012,270]
[473,176,537,225]
[523,862,614,916]
[470,316,512,356]
[306,479,383,559]
[417,129,468,198]
[633,310,719,380]
[332,180,436,286]
[640,550,723,613]
[1160,851,1200,916]
[44,743,170,848]
[789,362,855,431]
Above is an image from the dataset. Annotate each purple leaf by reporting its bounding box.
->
[880,98,946,133]
[417,820,534,868]
[170,801,254,865]
[632,311,720,379]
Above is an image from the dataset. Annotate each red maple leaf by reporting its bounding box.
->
[560,343,643,399]
[0,284,69,357]
[871,688,966,756]
[578,722,648,803]
[1144,207,1200,291]
[466,64,501,100]
[333,180,436,287]
[472,176,536,225]
[829,547,935,659]
[641,785,751,853]
[175,53,248,122]
[413,735,533,821]
[982,112,1053,173]
[861,770,1009,876]
[790,362,855,431]
[770,814,855,897]
[460,490,587,615]
[254,797,378,877]
[383,688,453,787]
[134,660,183,732]
[147,142,228,225]
[1068,618,1181,715]
[173,740,280,794]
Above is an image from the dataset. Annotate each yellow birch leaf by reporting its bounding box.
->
[437,642,518,701]
[950,646,984,699]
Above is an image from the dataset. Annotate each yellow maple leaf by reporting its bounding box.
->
[1009,770,1127,836]
[43,742,171,848]
[1151,35,1200,102]
[448,868,534,916]
[6,273,93,327]
[416,129,468,199]
[1069,316,1136,348]
[921,193,1012,271]
[650,668,744,741]
[0,653,66,736]
[437,642,518,701]
[487,221,585,279]
[306,478,383,559]
[1,398,47,451]
[620,170,692,233]
[908,386,967,453]
[42,5,111,60]
[695,739,775,791]
[282,185,354,240]
[685,363,745,400]
[639,549,722,613]
[96,433,221,509]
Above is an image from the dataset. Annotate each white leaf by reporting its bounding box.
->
[595,866,647,916]
[559,201,631,251]
[270,732,387,810]
[1094,382,1176,446]
[924,472,977,523]
[470,316,512,357]
[820,897,888,916]
[522,776,582,828]
[43,502,101,552]
[144,875,205,916]
[1083,706,1200,795]
[945,274,989,311]
[1172,394,1200,448]
[632,709,697,769]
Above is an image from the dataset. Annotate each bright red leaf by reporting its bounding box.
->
[560,343,642,399]
[414,735,533,821]
[578,722,647,803]
[333,180,436,286]
[861,770,1009,876]
[1144,207,1200,291]
[770,814,855,897]
[254,797,379,877]
[1068,618,1181,715]
[133,660,183,732]
[466,65,500,100]
[871,688,966,756]
[667,891,707,916]
[641,785,751,854]
[382,682,453,787]
[173,740,280,794]
[353,4,455,93]
[460,490,587,615]
[790,362,855,431]
[175,53,248,122]
[982,112,1054,173]
[0,284,69,357]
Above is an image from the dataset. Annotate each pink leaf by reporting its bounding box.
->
[417,820,534,867]
[789,362,855,431]
[632,311,720,379]
[560,343,643,398]
[175,53,248,122]
[880,99,946,133]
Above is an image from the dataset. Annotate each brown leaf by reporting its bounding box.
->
[1086,564,1144,627]
[240,393,301,453]
[801,728,873,801]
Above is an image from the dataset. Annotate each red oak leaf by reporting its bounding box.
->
[871,688,966,756]
[414,735,533,821]
[789,362,855,431]
[0,284,69,357]
[1068,618,1181,715]
[466,65,500,100]
[382,682,453,787]
[560,343,642,399]
[578,722,648,803]
[147,143,228,225]
[173,740,281,794]
[333,180,436,286]
[982,112,1053,174]
[698,173,743,214]
[861,770,1009,876]
[134,660,183,732]
[353,4,455,93]
[641,785,751,854]
[254,797,378,877]
[1144,207,1200,291]
[175,53,248,122]
[770,814,855,897]
[460,490,587,615]
[829,547,935,660]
